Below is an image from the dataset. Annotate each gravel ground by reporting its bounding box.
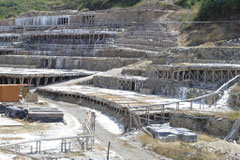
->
[41,97,167,160]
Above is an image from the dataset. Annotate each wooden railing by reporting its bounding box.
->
[0,111,96,159]
[84,111,96,135]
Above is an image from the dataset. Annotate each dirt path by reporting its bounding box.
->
[43,98,167,160]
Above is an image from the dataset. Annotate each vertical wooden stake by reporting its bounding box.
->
[107,142,111,160]
[190,101,193,110]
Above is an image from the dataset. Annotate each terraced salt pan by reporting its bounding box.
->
[0,67,96,77]
[0,117,23,127]
[44,29,118,35]
[0,112,82,146]
[41,85,220,111]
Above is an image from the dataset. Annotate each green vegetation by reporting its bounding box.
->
[215,111,240,121]
[176,0,240,20]
[60,0,142,10]
[0,0,63,19]
[198,0,240,20]
[188,111,240,121]
[176,0,201,9]
[0,0,142,19]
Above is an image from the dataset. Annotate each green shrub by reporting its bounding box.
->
[62,0,142,10]
[176,0,240,20]
[197,0,240,20]
[176,0,201,8]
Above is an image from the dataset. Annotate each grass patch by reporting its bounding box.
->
[231,85,240,93]
[215,111,240,121]
[184,111,240,122]
[122,140,131,147]
[64,151,85,157]
[96,143,105,151]
[1,137,23,141]
[138,133,223,160]
[0,119,49,134]
[180,23,240,46]
[198,134,218,142]
[190,112,214,117]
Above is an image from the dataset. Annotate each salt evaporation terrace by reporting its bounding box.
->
[0,8,239,135]
[0,67,96,86]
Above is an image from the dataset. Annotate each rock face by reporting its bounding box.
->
[169,113,234,137]
[168,47,240,62]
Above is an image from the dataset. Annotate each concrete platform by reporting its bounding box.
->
[146,123,198,142]
[0,117,23,127]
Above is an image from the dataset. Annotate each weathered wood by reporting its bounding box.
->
[132,115,142,129]
[28,112,64,118]
[107,142,111,160]
[225,118,240,141]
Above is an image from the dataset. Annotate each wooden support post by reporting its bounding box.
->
[197,70,200,81]
[35,141,38,153]
[20,78,24,84]
[147,107,150,126]
[212,71,215,83]
[36,78,40,86]
[190,101,193,110]
[129,112,132,129]
[204,70,207,83]
[35,141,41,153]
[68,142,71,152]
[13,78,16,84]
[90,138,94,151]
[228,70,230,80]
[124,109,128,132]
[213,95,216,108]
[161,105,165,123]
[176,102,179,110]
[220,70,223,80]
[39,141,41,153]
[61,139,67,152]
[64,140,67,152]
[153,114,156,122]
[177,71,180,81]
[15,144,20,153]
[28,78,33,84]
[107,142,111,160]
[86,138,89,150]
[182,71,185,80]
[44,77,49,85]
[92,112,96,132]
[52,77,56,83]
[7,78,11,84]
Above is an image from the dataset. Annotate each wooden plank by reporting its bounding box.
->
[28,112,64,118]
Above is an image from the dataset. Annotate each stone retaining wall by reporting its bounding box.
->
[93,75,213,100]
[0,55,137,71]
[170,113,234,137]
